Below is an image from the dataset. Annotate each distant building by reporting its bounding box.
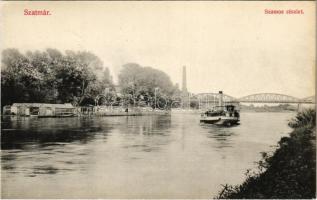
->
[4,103,76,117]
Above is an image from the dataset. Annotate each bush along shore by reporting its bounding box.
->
[216,109,316,199]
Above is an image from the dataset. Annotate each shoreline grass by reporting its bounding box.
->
[216,109,316,199]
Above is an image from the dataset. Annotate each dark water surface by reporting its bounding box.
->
[1,112,294,198]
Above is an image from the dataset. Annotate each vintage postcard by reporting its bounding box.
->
[0,1,315,199]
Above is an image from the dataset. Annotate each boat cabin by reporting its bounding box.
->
[204,105,239,118]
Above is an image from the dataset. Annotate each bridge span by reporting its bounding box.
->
[183,93,315,107]
[237,93,315,104]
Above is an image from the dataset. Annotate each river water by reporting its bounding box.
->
[1,112,294,198]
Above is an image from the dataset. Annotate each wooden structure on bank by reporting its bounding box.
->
[2,104,170,117]
[3,103,76,117]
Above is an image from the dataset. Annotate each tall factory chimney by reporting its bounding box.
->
[218,91,223,107]
[181,66,189,109]
[182,66,188,94]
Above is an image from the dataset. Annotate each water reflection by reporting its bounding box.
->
[1,113,294,198]
[203,125,237,149]
[118,115,172,153]
[1,116,110,150]
[1,115,173,177]
[121,115,172,135]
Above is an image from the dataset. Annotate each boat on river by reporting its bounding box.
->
[200,105,240,126]
[200,91,240,126]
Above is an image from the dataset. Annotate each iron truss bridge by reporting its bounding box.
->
[191,93,315,104]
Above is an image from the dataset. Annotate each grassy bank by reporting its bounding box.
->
[216,109,316,199]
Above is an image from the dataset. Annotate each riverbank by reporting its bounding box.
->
[216,109,316,199]
[2,104,171,117]
[239,104,297,112]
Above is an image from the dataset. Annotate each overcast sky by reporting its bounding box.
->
[1,1,315,98]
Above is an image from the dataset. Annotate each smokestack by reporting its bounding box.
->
[182,66,187,93]
[219,91,223,107]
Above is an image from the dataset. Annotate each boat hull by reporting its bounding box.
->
[200,116,239,126]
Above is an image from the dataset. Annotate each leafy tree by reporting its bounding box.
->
[1,49,43,105]
[1,49,113,108]
[118,63,179,108]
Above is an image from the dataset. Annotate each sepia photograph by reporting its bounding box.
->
[0,1,315,199]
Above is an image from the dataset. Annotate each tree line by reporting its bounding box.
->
[1,49,181,108]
